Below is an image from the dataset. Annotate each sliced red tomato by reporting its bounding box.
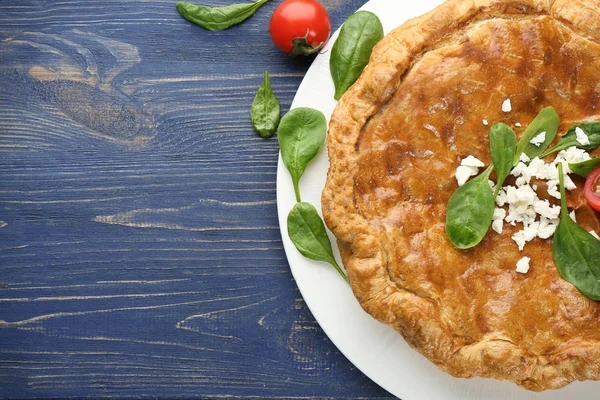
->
[269,0,331,56]
[584,166,600,212]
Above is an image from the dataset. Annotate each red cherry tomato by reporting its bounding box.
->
[269,0,331,56]
[584,166,600,212]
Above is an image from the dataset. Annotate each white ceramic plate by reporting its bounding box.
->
[276,0,597,398]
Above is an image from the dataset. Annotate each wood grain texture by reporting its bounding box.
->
[0,0,394,398]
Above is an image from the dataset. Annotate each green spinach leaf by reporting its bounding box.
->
[330,11,383,100]
[176,0,268,31]
[540,122,600,157]
[570,157,600,178]
[446,165,495,249]
[287,202,348,283]
[278,107,327,202]
[250,70,280,138]
[489,123,517,197]
[552,163,600,300]
[514,106,559,164]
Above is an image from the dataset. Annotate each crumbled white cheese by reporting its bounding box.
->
[515,122,522,127]
[496,188,508,207]
[482,119,489,126]
[456,156,485,186]
[507,148,588,200]
[546,180,561,199]
[570,210,577,223]
[525,157,555,180]
[516,256,531,274]
[506,184,536,205]
[491,208,506,234]
[496,179,560,249]
[502,99,512,112]
[510,162,527,180]
[590,230,600,241]
[492,219,503,234]
[530,131,546,147]
[506,207,536,228]
[537,217,558,239]
[564,174,576,191]
[553,148,588,192]
[557,147,591,165]
[455,166,475,186]
[515,176,527,187]
[533,200,560,220]
[511,157,553,186]
[511,233,526,251]
[575,127,590,146]
[461,155,485,168]
[471,131,590,251]
[493,208,507,220]
[512,221,539,250]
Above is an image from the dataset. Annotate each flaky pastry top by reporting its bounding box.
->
[322,0,600,391]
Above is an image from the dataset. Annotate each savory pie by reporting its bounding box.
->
[322,0,600,391]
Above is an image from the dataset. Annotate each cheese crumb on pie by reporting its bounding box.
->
[461,155,485,167]
[516,256,531,273]
[455,155,484,186]
[455,166,476,186]
[491,208,506,234]
[575,126,590,146]
[529,131,546,147]
[502,98,512,112]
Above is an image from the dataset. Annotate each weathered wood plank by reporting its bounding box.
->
[0,0,395,398]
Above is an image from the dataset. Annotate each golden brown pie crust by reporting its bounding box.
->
[322,0,600,391]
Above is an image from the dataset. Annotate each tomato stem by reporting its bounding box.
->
[290,29,325,57]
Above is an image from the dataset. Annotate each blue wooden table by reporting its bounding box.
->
[0,0,395,398]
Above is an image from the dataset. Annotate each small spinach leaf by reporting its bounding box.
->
[330,11,383,100]
[278,107,327,202]
[287,202,348,283]
[176,0,268,31]
[251,70,280,138]
[489,123,517,197]
[446,166,495,249]
[514,106,559,164]
[540,122,600,157]
[570,157,600,178]
[552,163,600,300]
